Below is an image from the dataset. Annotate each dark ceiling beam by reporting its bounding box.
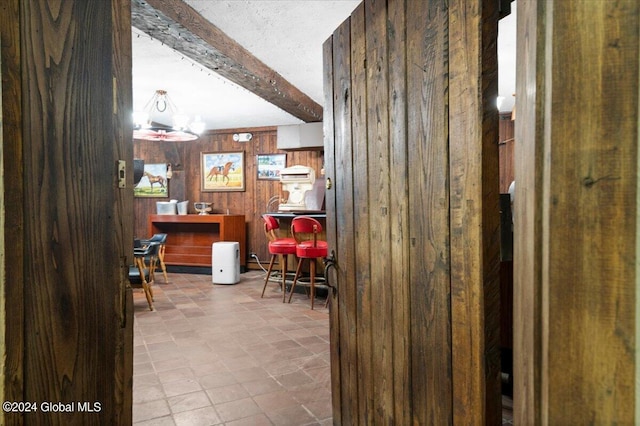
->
[131,0,323,122]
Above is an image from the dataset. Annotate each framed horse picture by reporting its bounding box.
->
[201,151,245,192]
[134,163,169,197]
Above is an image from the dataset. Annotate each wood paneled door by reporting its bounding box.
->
[1,0,134,423]
[323,0,501,423]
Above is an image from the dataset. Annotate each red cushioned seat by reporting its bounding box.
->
[295,240,329,258]
[269,238,298,254]
[288,216,329,310]
[261,215,298,302]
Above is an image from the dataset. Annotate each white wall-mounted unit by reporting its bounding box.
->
[276,122,324,151]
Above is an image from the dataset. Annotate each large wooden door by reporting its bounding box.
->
[514,1,640,423]
[0,0,134,423]
[323,0,501,423]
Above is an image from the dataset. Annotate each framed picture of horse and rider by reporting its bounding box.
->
[134,163,169,198]
[201,151,246,192]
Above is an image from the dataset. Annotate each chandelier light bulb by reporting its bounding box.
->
[133,89,204,141]
[190,115,206,134]
[172,113,190,131]
[132,111,149,129]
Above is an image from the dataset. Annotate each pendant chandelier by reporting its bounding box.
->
[133,89,206,141]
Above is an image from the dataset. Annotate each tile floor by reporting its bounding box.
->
[133,270,332,425]
[132,270,513,425]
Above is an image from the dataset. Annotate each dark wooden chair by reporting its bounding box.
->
[130,242,161,310]
[140,233,168,283]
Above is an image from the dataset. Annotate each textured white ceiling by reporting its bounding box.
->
[132,0,516,131]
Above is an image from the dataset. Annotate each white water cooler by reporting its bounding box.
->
[212,242,240,284]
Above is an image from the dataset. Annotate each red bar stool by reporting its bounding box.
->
[288,216,329,310]
[261,215,298,302]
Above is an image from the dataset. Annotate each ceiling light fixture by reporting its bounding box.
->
[133,89,206,141]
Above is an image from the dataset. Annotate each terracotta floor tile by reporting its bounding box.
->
[132,398,171,423]
[214,397,263,422]
[133,272,331,425]
[157,367,195,384]
[205,383,250,404]
[134,372,161,389]
[134,362,155,376]
[133,384,166,404]
[167,390,212,414]
[241,377,285,397]
[198,371,238,390]
[231,366,270,383]
[265,404,316,426]
[162,378,203,398]
[172,406,221,426]
[253,389,300,412]
[275,370,315,390]
[224,413,273,426]
[133,415,176,426]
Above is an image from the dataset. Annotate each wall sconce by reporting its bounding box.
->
[166,163,173,179]
[233,133,253,142]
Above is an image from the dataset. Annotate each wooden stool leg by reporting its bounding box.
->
[288,258,305,303]
[281,254,288,303]
[148,258,156,300]
[310,260,316,310]
[261,254,277,298]
[136,258,154,310]
[159,245,168,283]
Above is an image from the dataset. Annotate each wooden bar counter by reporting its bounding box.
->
[148,214,246,268]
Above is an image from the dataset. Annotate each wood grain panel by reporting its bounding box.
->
[406,0,453,423]
[543,1,636,423]
[0,0,26,422]
[364,0,395,422]
[17,0,132,422]
[512,1,544,424]
[332,14,360,426]
[111,0,134,422]
[448,0,501,423]
[515,1,640,423]
[387,0,411,423]
[322,35,342,425]
[349,4,374,424]
[326,0,503,422]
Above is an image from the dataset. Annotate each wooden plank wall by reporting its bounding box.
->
[324,0,500,423]
[134,129,323,265]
